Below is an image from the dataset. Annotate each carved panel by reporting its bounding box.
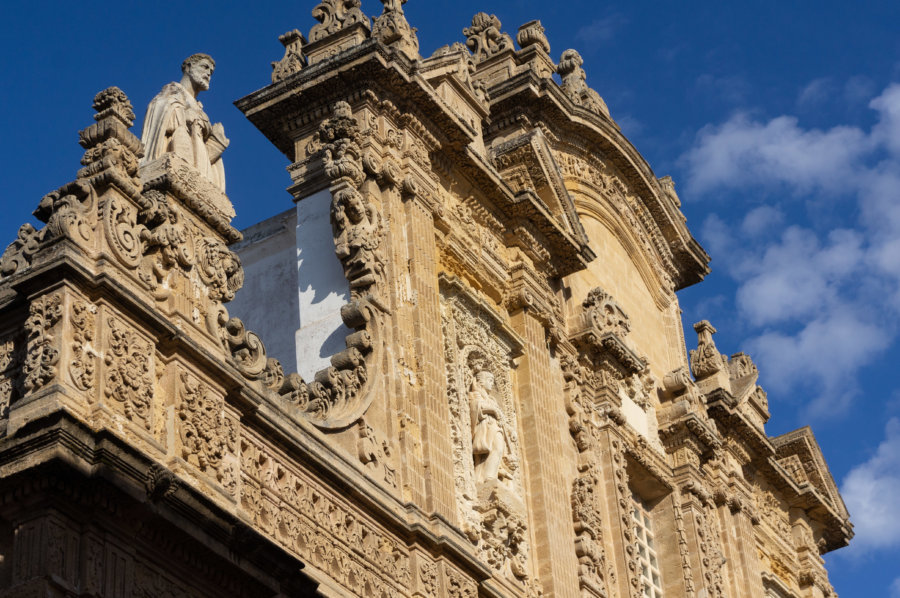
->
[176,370,238,491]
[440,278,531,581]
[23,293,63,394]
[102,316,154,429]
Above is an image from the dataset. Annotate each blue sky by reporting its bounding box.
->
[2,1,898,594]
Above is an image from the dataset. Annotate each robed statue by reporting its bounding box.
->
[469,368,509,484]
[141,53,229,192]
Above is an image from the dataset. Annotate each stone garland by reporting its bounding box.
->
[673,494,697,598]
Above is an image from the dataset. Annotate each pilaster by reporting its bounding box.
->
[510,308,579,597]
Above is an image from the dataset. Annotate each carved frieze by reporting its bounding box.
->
[239,433,412,596]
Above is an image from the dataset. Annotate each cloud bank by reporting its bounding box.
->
[681,83,900,415]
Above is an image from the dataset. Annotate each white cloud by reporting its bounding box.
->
[746,312,889,415]
[575,14,626,44]
[891,576,900,598]
[740,205,784,237]
[682,82,900,414]
[841,418,900,553]
[798,77,834,106]
[682,113,869,196]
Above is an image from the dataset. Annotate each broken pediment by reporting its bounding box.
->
[772,427,847,519]
[492,129,590,250]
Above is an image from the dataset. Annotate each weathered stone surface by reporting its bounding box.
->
[0,3,851,598]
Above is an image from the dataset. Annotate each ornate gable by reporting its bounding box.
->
[773,427,848,519]
[492,129,590,251]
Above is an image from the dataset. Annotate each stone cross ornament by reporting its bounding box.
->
[141,53,229,191]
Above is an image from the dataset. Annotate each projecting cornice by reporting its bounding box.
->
[484,69,710,290]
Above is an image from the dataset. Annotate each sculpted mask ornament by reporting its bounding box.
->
[141,54,229,191]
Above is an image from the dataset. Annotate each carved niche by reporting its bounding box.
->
[440,276,531,582]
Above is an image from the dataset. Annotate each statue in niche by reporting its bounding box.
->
[468,364,511,485]
[141,53,229,192]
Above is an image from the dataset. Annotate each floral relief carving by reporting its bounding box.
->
[0,334,21,419]
[104,317,153,428]
[419,559,438,596]
[70,299,97,391]
[23,294,63,394]
[695,506,727,598]
[176,371,236,483]
[610,438,643,598]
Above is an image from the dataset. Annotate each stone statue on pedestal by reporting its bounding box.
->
[141,54,229,191]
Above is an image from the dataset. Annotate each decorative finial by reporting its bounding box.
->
[557,49,611,118]
[272,30,307,83]
[516,20,550,55]
[464,12,514,62]
[373,0,419,59]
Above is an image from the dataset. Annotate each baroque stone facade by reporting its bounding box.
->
[0,2,851,598]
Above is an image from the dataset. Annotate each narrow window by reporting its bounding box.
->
[633,494,664,598]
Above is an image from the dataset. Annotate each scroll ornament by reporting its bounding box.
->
[309,0,369,42]
[464,12,514,62]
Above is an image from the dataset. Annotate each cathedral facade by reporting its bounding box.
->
[0,2,850,597]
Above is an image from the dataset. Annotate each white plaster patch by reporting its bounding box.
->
[296,189,352,380]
